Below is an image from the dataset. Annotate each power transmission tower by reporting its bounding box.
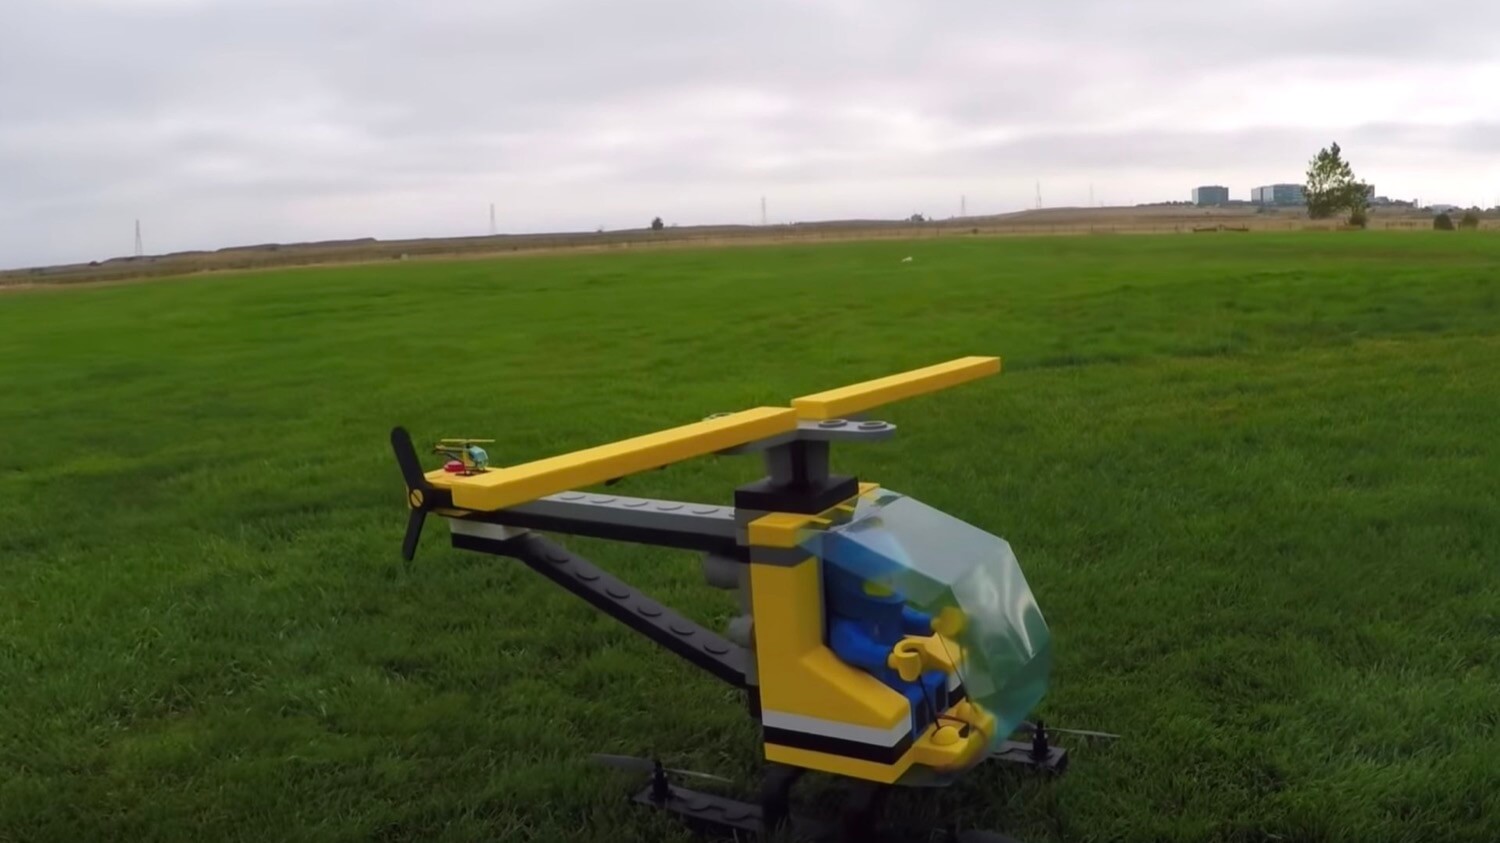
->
[761,196,767,226]
[960,195,967,217]
[1035,181,1043,209]
[134,219,142,256]
[1090,184,1095,207]
[489,203,496,236]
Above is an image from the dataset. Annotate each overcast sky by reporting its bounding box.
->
[3,0,1499,268]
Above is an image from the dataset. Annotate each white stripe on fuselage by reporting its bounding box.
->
[761,709,913,747]
[446,518,529,541]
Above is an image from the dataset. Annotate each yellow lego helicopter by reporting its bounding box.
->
[431,438,494,475]
[390,357,1110,842]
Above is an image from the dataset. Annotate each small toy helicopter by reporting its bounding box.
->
[432,438,493,475]
[390,357,1109,842]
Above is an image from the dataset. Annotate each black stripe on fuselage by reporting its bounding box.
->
[762,727,914,765]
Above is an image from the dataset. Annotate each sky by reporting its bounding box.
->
[3,0,1499,269]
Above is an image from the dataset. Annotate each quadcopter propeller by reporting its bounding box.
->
[391,426,454,561]
[590,753,734,784]
[1016,720,1120,740]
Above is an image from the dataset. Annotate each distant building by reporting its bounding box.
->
[1192,185,1230,206]
[1252,184,1305,206]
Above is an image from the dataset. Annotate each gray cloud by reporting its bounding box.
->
[3,0,1499,267]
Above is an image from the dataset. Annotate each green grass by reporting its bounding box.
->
[2,232,1498,843]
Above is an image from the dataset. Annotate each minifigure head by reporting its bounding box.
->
[823,560,906,619]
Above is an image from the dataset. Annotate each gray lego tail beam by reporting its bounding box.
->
[451,492,745,558]
[455,530,752,688]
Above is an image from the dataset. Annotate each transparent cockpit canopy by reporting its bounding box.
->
[799,489,1052,769]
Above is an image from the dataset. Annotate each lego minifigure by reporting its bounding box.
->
[823,562,965,739]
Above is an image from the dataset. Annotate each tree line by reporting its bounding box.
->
[1304,143,1483,230]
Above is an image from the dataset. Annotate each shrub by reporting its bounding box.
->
[1348,208,1368,228]
[1434,212,1455,231]
[1459,211,1480,230]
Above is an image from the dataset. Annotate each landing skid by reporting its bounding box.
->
[631,779,1020,843]
[613,752,1049,843]
[603,721,1096,841]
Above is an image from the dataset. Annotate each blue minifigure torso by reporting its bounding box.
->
[824,563,950,738]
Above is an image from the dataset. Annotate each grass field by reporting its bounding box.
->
[2,232,1498,843]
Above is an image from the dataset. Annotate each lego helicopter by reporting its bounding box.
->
[431,438,493,475]
[390,357,1104,842]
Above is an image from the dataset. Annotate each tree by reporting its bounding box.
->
[650,217,664,231]
[1348,208,1368,229]
[1459,210,1481,230]
[1433,212,1455,231]
[1304,142,1370,220]
[908,213,927,223]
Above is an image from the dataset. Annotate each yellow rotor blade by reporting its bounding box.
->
[791,356,1001,420]
[428,407,797,511]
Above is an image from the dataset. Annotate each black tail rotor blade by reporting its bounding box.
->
[392,425,445,561]
[391,426,426,489]
[401,507,427,562]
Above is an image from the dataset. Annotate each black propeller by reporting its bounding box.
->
[1016,719,1120,740]
[390,426,453,561]
[590,754,733,784]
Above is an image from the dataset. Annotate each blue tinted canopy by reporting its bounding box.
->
[802,489,1052,768]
